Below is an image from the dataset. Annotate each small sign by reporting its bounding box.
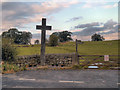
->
[88,66,99,69]
[104,55,109,61]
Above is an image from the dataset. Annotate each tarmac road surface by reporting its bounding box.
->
[2,70,119,88]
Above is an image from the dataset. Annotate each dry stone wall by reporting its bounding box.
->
[15,53,78,67]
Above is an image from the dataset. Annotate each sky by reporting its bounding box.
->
[1,0,119,44]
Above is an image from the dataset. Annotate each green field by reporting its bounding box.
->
[16,40,119,56]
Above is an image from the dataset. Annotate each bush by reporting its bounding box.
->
[49,34,58,46]
[2,44,17,62]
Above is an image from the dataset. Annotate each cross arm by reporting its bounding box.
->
[46,26,52,30]
[36,25,52,30]
[36,25,42,30]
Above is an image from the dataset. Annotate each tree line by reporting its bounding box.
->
[2,28,105,46]
[34,31,73,46]
[2,28,105,62]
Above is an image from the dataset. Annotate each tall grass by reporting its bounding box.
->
[2,62,27,74]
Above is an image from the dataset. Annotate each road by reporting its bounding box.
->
[2,70,119,88]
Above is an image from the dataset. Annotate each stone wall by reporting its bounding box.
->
[15,53,78,67]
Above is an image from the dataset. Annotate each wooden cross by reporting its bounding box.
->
[36,18,52,66]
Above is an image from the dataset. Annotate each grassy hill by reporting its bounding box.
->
[16,40,119,56]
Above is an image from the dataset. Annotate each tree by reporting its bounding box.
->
[2,28,32,44]
[52,32,59,37]
[52,31,73,42]
[34,40,39,44]
[91,33,105,41]
[18,32,32,44]
[49,34,58,46]
[2,28,18,42]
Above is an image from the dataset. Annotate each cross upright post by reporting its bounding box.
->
[36,18,52,66]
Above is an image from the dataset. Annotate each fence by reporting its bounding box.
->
[9,54,119,69]
[78,55,119,69]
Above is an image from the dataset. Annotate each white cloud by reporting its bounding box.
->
[1,1,79,31]
[96,29,111,34]
[82,2,118,9]
[113,24,118,27]
[102,3,118,9]
[82,3,92,8]
[82,2,106,8]
[2,0,119,2]
[113,3,118,7]
[71,29,83,32]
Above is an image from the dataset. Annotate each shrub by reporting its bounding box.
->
[2,44,17,62]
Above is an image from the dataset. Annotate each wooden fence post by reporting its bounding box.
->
[72,39,79,65]
[72,53,79,65]
[76,39,78,54]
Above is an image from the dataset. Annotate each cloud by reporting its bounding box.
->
[102,33,118,40]
[72,35,91,41]
[72,19,118,36]
[82,2,106,8]
[2,1,79,31]
[104,19,117,29]
[2,0,78,2]
[66,16,83,22]
[97,24,118,35]
[32,19,118,42]
[73,27,103,36]
[2,2,36,30]
[103,3,118,9]
[72,32,118,41]
[82,2,118,9]
[74,22,100,28]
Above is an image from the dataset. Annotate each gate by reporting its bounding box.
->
[78,55,119,69]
